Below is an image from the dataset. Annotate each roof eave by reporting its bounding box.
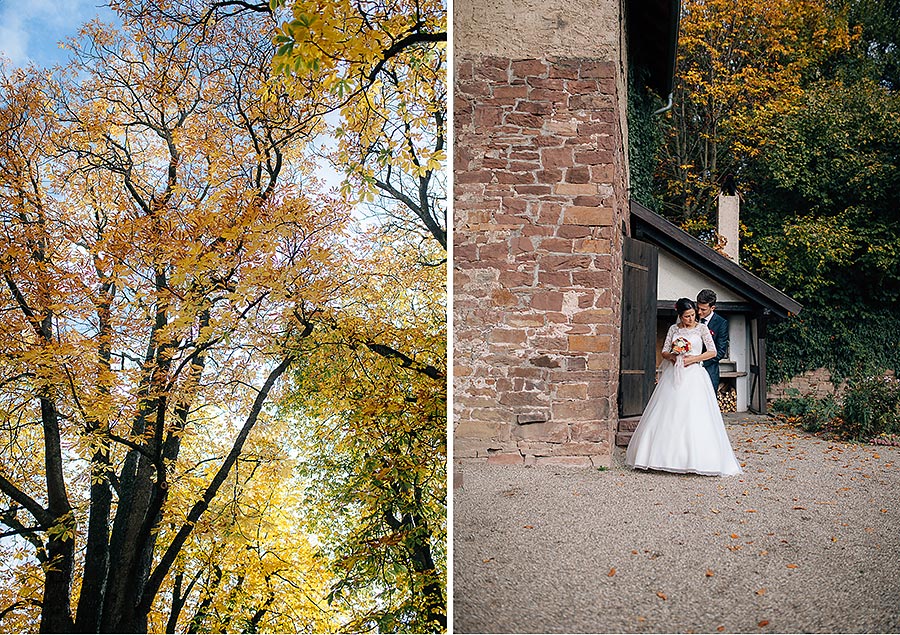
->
[630,200,803,318]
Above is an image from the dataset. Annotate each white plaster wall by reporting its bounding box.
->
[657,251,744,303]
[729,314,749,412]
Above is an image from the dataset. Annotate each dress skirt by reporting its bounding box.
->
[625,358,742,477]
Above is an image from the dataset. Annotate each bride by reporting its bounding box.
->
[625,297,743,476]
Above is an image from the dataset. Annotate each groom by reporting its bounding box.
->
[696,289,728,392]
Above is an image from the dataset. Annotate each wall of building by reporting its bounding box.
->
[453,0,629,466]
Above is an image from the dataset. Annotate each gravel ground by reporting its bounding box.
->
[452,414,900,634]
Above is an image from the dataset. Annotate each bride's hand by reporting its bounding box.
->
[683,355,697,365]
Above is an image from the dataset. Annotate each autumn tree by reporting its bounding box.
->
[112,0,448,248]
[267,1,448,628]
[655,0,852,225]
[0,9,348,632]
[284,224,446,632]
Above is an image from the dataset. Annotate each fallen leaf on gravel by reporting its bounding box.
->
[731,533,740,539]
[758,620,770,627]
[793,506,806,510]
[637,617,646,623]
[865,527,875,533]
[608,568,616,577]
[656,592,668,601]
[832,537,838,542]
[711,508,720,514]
[759,550,769,556]
[881,508,888,513]
[482,558,494,563]
[706,569,714,577]
[745,509,757,513]
[524,525,534,529]
[756,588,766,595]
[727,545,743,551]
[786,563,798,569]
[717,626,725,632]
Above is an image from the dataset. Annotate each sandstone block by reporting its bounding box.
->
[562,206,614,226]
[568,334,611,353]
[555,183,598,196]
[487,452,525,465]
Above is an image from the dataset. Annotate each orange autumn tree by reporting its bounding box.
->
[114,0,447,248]
[657,0,853,225]
[0,10,347,632]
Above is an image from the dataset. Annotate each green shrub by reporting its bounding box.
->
[770,388,816,417]
[800,394,840,433]
[838,373,900,441]
[771,390,840,433]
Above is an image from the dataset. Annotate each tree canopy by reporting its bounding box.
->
[0,1,446,632]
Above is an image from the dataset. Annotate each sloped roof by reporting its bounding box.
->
[630,200,803,318]
[626,0,681,97]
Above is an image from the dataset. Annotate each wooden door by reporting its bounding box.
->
[619,236,659,417]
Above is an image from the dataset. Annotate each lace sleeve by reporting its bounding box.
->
[701,324,717,356]
[662,324,677,354]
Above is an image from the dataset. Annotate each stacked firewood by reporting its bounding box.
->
[717,385,737,413]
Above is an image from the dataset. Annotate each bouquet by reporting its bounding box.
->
[671,336,691,355]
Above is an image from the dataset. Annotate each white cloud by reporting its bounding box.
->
[0,0,113,68]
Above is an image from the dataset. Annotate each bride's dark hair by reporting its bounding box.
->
[675,297,697,320]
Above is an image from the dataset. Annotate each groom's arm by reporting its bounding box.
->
[706,316,728,366]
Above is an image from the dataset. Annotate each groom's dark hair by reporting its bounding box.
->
[697,289,717,306]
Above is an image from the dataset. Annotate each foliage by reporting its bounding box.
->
[766,307,900,385]
[771,390,840,433]
[655,0,853,223]
[0,0,447,631]
[285,226,447,632]
[627,69,665,209]
[838,373,900,441]
[842,0,900,90]
[271,0,448,249]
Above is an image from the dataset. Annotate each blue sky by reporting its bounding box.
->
[0,0,116,68]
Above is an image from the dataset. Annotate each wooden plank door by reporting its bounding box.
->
[619,236,659,417]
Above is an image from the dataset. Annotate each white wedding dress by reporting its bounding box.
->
[625,322,743,476]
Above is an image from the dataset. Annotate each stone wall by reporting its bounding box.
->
[453,54,629,467]
[767,368,849,403]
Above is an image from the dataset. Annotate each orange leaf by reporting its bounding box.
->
[758,620,770,627]
[631,549,639,555]
[730,533,739,539]
[745,509,757,513]
[706,569,714,577]
[608,568,616,577]
[523,525,534,529]
[717,626,725,632]
[786,563,798,569]
[756,588,766,595]
[656,591,668,601]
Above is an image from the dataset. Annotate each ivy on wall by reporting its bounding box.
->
[627,68,664,209]
[767,308,900,385]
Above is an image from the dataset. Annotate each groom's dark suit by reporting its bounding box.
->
[701,312,728,391]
